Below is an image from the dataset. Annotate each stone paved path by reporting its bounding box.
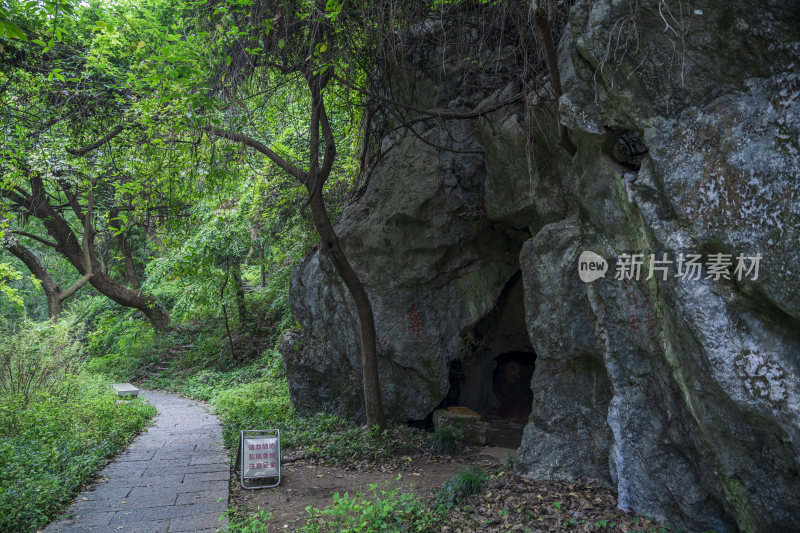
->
[45,390,229,533]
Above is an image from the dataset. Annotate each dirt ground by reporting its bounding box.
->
[228,443,668,532]
[229,447,511,531]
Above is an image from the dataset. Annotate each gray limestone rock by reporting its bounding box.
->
[282,1,800,530]
[283,122,528,422]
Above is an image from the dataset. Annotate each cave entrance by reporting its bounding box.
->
[494,352,535,419]
[443,272,536,448]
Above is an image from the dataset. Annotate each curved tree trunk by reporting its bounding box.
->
[306,67,385,427]
[308,191,384,427]
[4,241,63,319]
[203,62,386,425]
[89,271,171,330]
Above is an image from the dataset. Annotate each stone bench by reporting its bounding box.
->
[112,383,140,397]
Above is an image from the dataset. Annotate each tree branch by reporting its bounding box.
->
[203,126,307,182]
[58,178,95,300]
[57,181,85,221]
[0,188,34,215]
[11,230,58,248]
[319,88,337,183]
[306,75,323,201]
[66,124,124,157]
[301,73,337,211]
[332,74,525,121]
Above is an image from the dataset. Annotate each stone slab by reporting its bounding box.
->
[112,383,140,396]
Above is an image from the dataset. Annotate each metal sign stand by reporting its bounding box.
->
[236,429,281,490]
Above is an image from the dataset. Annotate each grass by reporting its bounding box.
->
[428,425,465,455]
[226,480,441,533]
[0,374,155,532]
[89,310,427,465]
[435,466,489,510]
[301,482,440,533]
[0,317,156,532]
[227,468,490,532]
[0,272,424,532]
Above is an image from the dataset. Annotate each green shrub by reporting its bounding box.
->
[300,481,439,532]
[225,508,274,533]
[152,353,422,464]
[0,313,156,531]
[84,311,157,381]
[229,482,440,532]
[428,425,464,455]
[0,319,83,407]
[435,466,489,510]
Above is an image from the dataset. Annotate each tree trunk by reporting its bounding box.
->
[89,270,171,330]
[220,271,237,359]
[532,3,577,156]
[119,230,140,290]
[231,264,249,327]
[4,242,63,319]
[307,190,385,427]
[47,294,62,320]
[260,245,267,288]
[306,67,385,427]
[5,232,93,322]
[204,66,385,424]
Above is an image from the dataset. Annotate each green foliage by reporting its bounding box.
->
[227,483,439,532]
[299,481,439,533]
[141,337,421,464]
[435,466,489,510]
[0,376,155,532]
[0,318,83,406]
[428,425,465,455]
[0,0,413,528]
[0,0,74,42]
[83,307,157,381]
[210,379,417,461]
[225,508,274,533]
[0,313,155,531]
[0,261,23,308]
[0,245,91,324]
[145,206,251,322]
[288,416,420,464]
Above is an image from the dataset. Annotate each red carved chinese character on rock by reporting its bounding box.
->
[407,305,423,338]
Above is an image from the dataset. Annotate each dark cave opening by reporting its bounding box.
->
[493,352,535,419]
[445,351,535,422]
[437,271,537,448]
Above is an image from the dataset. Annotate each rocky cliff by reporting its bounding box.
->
[281,1,800,531]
